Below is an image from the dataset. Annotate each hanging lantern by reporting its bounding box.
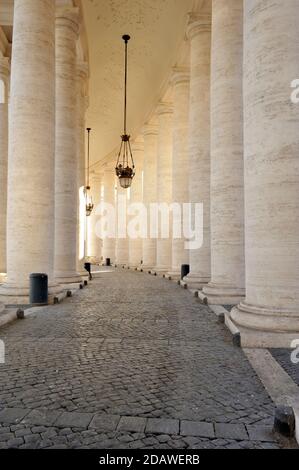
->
[115,35,135,189]
[85,127,94,216]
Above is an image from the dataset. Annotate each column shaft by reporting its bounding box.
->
[0,0,59,303]
[168,68,190,279]
[142,123,158,270]
[102,167,116,264]
[76,62,89,275]
[155,103,173,273]
[230,0,299,347]
[54,8,82,284]
[202,0,245,304]
[128,137,144,268]
[0,57,9,278]
[184,8,211,289]
[87,176,102,263]
[116,186,129,266]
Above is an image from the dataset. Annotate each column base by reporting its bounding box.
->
[182,273,210,290]
[128,265,141,271]
[166,270,181,281]
[54,272,82,285]
[0,281,62,305]
[200,282,245,305]
[141,265,154,274]
[0,273,7,284]
[154,267,171,277]
[230,302,299,348]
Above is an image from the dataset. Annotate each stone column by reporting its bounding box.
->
[128,136,144,268]
[201,0,245,305]
[76,62,89,276]
[115,186,129,266]
[102,166,116,265]
[0,57,9,279]
[54,7,82,284]
[0,0,60,303]
[87,174,102,263]
[142,122,158,270]
[184,6,212,290]
[155,102,173,273]
[230,0,299,347]
[167,68,190,279]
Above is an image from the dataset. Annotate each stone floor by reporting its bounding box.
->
[0,268,295,449]
[270,349,299,387]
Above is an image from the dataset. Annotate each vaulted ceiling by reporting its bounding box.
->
[82,0,194,168]
[1,0,199,167]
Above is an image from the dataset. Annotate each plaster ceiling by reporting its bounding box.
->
[82,0,194,169]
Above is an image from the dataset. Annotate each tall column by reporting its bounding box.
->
[128,136,144,268]
[167,68,190,279]
[184,5,212,290]
[0,0,60,303]
[102,166,116,265]
[87,174,102,263]
[115,186,129,266]
[76,62,89,276]
[230,0,299,347]
[155,102,173,273]
[54,8,82,284]
[0,57,9,280]
[142,122,158,270]
[202,0,245,305]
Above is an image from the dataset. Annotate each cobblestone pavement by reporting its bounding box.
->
[0,269,296,449]
[270,349,299,387]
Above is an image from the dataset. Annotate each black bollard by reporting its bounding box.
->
[84,262,92,281]
[29,273,48,306]
[181,264,190,280]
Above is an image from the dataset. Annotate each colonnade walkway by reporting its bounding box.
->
[0,269,293,449]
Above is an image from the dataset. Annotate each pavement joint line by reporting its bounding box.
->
[243,348,299,445]
[0,407,278,443]
[0,284,83,330]
[0,269,293,449]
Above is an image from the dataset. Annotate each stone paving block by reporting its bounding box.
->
[22,409,62,426]
[89,413,120,431]
[246,425,276,442]
[117,416,147,433]
[180,420,215,438]
[0,271,285,449]
[54,412,93,429]
[215,423,248,441]
[0,408,30,424]
[145,418,179,435]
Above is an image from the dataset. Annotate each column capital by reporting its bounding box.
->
[56,7,80,37]
[171,66,190,86]
[84,95,90,111]
[0,56,10,78]
[90,172,102,185]
[156,101,174,116]
[143,123,158,137]
[186,13,211,40]
[76,61,89,81]
[131,135,144,152]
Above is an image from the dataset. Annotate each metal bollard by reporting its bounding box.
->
[181,264,190,280]
[29,273,48,306]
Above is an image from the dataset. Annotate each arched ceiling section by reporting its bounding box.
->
[82,0,194,167]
